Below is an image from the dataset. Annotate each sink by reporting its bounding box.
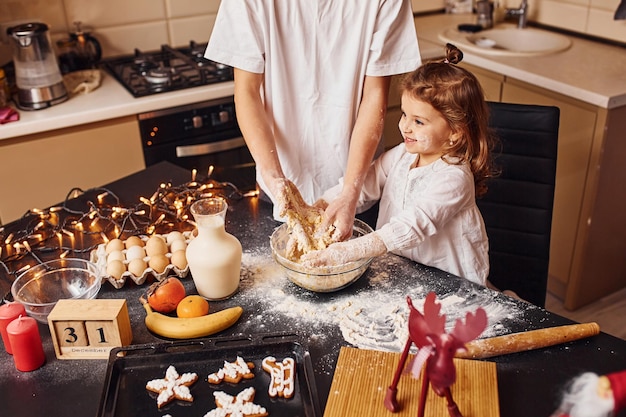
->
[438,25,572,57]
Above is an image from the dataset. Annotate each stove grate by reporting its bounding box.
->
[100,42,233,98]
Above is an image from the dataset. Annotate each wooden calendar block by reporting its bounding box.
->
[53,320,89,347]
[85,320,121,347]
[47,299,133,360]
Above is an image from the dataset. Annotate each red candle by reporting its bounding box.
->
[0,302,26,354]
[7,316,46,372]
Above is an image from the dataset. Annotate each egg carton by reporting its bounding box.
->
[90,232,193,289]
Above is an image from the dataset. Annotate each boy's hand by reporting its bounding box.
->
[320,193,358,243]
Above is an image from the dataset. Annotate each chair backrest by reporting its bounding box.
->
[478,102,560,307]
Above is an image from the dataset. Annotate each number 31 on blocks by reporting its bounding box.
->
[47,299,133,360]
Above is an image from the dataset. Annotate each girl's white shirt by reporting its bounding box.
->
[322,144,489,286]
[205,0,421,213]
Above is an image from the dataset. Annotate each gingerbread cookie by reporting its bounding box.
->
[146,365,198,408]
[203,387,268,417]
[262,356,296,398]
[208,356,255,384]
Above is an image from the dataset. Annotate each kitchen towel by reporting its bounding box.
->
[63,69,102,97]
[0,106,19,124]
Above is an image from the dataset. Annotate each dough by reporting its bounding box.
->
[279,180,334,261]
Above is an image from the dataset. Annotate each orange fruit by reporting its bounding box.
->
[176,295,209,318]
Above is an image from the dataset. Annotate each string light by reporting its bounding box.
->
[0,169,258,287]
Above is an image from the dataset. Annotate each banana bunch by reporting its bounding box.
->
[141,300,243,339]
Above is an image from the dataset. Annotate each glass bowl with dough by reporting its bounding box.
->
[269,219,374,292]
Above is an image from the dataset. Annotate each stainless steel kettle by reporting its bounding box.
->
[7,22,68,110]
[57,22,102,74]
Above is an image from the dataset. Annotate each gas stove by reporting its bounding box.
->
[100,41,233,98]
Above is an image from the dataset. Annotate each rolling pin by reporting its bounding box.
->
[455,322,600,359]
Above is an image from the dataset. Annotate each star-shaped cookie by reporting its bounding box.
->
[208,356,255,384]
[203,387,268,417]
[146,365,198,408]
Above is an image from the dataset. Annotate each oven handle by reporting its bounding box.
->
[175,137,246,158]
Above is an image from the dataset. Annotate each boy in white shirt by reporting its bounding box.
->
[205,0,421,240]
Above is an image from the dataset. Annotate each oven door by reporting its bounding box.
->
[143,131,257,192]
[138,97,257,192]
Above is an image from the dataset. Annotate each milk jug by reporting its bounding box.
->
[186,198,242,300]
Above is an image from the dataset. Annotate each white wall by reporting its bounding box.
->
[0,0,221,65]
[1,0,625,66]
[411,0,626,42]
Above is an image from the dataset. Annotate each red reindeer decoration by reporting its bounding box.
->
[384,292,488,417]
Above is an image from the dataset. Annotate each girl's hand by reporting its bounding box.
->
[300,241,356,267]
[300,232,387,267]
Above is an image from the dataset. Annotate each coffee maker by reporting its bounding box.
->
[7,22,68,110]
[56,22,102,74]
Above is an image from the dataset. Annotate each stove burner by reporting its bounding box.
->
[101,41,233,98]
[145,66,180,84]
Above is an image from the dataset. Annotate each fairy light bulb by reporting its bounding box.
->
[0,170,253,277]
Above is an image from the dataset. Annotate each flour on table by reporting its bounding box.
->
[239,250,526,353]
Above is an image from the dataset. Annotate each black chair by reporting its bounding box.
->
[478,101,560,307]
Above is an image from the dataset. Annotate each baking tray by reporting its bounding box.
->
[97,333,320,417]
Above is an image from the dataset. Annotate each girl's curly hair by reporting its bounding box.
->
[399,43,498,197]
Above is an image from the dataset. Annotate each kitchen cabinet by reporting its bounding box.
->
[0,116,145,224]
[461,64,503,102]
[384,106,403,150]
[383,75,404,150]
[462,63,626,310]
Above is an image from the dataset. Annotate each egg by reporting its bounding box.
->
[145,236,168,256]
[106,259,126,280]
[125,235,144,249]
[126,245,146,262]
[166,231,185,244]
[149,254,170,274]
[128,258,148,277]
[107,250,125,263]
[170,250,188,269]
[169,239,187,253]
[105,238,124,254]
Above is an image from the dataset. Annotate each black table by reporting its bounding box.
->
[1,161,625,417]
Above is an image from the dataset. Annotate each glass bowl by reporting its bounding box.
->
[11,258,101,323]
[269,219,374,292]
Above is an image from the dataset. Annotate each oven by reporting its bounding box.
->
[137,96,256,191]
[100,42,256,192]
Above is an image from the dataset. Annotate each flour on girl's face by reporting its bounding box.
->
[239,251,526,352]
[399,95,454,164]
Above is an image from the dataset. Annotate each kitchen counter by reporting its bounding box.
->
[2,12,625,142]
[414,13,626,109]
[0,73,235,140]
[0,161,625,417]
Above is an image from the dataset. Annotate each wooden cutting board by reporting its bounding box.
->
[323,346,499,417]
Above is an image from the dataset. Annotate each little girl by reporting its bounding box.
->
[301,44,496,286]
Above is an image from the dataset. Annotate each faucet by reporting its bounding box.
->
[505,0,528,28]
